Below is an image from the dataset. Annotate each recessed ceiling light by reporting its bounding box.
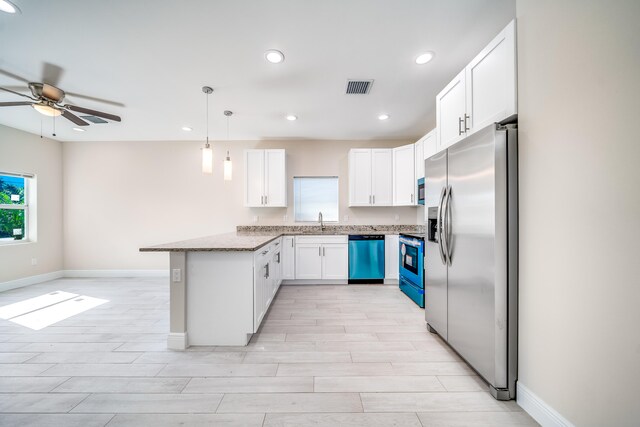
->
[0,0,20,14]
[181,126,193,131]
[286,115,297,121]
[415,52,435,65]
[72,127,85,132]
[265,49,285,64]
[378,114,390,121]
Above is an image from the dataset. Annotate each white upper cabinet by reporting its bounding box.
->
[436,20,517,151]
[414,139,425,180]
[371,149,393,206]
[393,143,416,206]
[244,149,287,207]
[436,69,467,151]
[348,149,372,206]
[466,19,517,132]
[422,129,437,160]
[348,148,392,207]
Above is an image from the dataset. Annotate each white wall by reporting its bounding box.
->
[0,125,64,283]
[62,139,418,270]
[516,1,640,425]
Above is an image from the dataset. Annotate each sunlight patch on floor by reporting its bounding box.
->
[0,291,108,330]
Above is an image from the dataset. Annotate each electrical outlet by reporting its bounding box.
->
[253,215,259,223]
[283,214,288,222]
[31,258,37,266]
[343,215,349,222]
[171,268,181,282]
[394,214,400,221]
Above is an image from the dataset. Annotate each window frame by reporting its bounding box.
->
[0,172,32,245]
[293,176,339,223]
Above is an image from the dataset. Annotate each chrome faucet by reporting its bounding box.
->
[318,212,324,231]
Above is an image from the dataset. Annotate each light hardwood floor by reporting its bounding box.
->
[0,278,538,426]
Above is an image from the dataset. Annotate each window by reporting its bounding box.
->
[293,177,339,222]
[0,172,32,243]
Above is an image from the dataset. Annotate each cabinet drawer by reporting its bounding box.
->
[295,235,348,244]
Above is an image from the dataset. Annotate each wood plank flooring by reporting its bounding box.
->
[0,278,538,426]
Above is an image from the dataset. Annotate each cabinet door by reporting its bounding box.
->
[384,235,399,280]
[422,130,438,160]
[348,149,372,206]
[253,260,267,331]
[321,244,348,280]
[414,140,425,180]
[264,149,287,207]
[466,19,517,133]
[281,236,295,280]
[393,144,416,206]
[436,70,466,151]
[371,149,393,206]
[244,150,265,207]
[295,243,322,279]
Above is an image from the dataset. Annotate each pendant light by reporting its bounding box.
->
[201,86,213,174]
[223,110,233,181]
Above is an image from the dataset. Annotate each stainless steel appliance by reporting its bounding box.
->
[348,235,385,284]
[399,233,424,307]
[417,177,425,205]
[424,123,518,400]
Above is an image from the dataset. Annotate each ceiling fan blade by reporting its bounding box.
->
[0,86,36,100]
[0,101,33,107]
[42,62,64,87]
[0,68,30,84]
[64,91,125,107]
[61,110,89,126]
[66,105,121,122]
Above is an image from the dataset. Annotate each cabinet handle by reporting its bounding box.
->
[411,194,414,203]
[260,195,264,205]
[369,195,372,204]
[464,114,470,132]
[458,117,464,135]
[373,195,375,205]
[319,247,321,257]
[323,247,326,256]
[291,239,294,247]
[265,195,268,205]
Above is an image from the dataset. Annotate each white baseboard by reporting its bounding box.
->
[0,270,64,293]
[0,269,169,293]
[517,382,574,427]
[63,270,169,278]
[167,332,187,350]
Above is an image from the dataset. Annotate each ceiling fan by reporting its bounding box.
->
[0,82,121,126]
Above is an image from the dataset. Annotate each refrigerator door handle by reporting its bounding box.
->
[436,187,447,264]
[444,185,453,266]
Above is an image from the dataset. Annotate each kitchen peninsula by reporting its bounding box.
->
[140,225,421,349]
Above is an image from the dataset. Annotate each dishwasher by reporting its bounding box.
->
[348,235,385,284]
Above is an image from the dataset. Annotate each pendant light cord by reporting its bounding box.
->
[205,91,209,148]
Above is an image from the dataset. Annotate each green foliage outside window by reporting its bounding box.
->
[0,176,26,239]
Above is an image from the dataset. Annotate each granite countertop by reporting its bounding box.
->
[140,224,425,252]
[139,233,281,252]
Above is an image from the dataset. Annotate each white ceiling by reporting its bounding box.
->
[0,0,515,142]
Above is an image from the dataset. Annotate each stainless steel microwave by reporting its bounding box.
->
[417,177,425,205]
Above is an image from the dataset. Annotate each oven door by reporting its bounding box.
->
[399,237,423,286]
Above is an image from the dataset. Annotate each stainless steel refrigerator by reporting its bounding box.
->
[424,123,518,400]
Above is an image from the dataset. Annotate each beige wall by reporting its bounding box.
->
[516,1,640,425]
[62,139,418,270]
[0,125,64,283]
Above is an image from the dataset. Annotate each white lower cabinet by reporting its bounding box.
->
[295,236,348,281]
[384,235,399,280]
[281,236,295,280]
[321,244,349,280]
[253,238,282,332]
